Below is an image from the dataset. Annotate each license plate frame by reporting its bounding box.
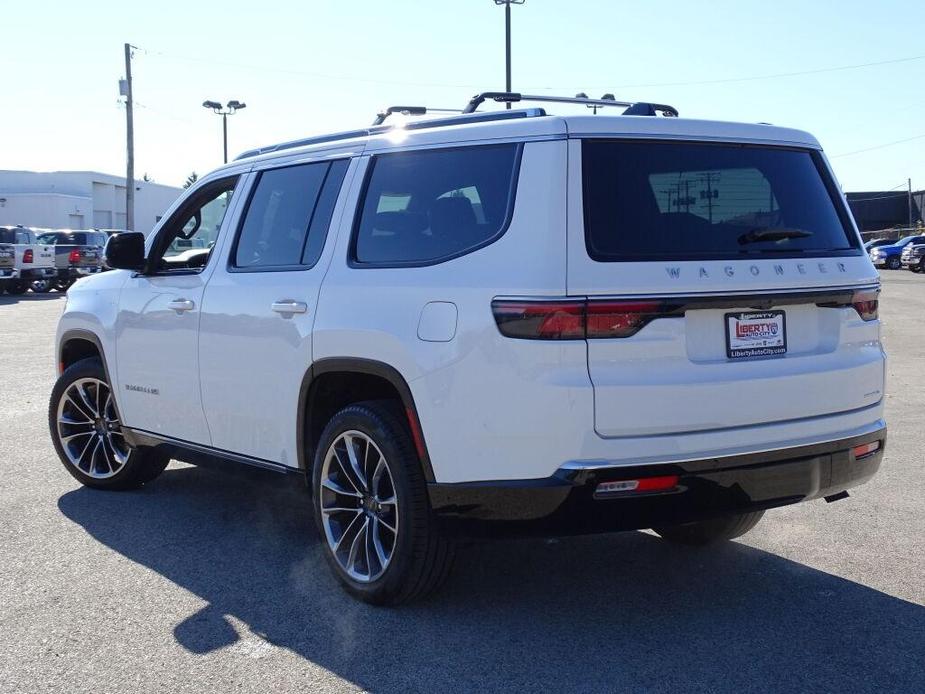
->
[724,310,787,360]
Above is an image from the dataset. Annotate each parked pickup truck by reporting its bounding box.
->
[0,226,57,295]
[0,243,15,291]
[35,230,107,292]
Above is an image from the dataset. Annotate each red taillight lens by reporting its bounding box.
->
[851,289,879,321]
[23,249,33,263]
[491,301,585,340]
[852,441,881,460]
[68,249,81,263]
[493,299,680,340]
[586,300,668,338]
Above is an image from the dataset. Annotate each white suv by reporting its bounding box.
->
[49,93,887,604]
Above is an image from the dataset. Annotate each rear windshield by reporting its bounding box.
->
[583,140,860,261]
[39,233,90,245]
[0,230,15,244]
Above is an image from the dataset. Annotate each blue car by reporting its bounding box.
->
[869,234,925,269]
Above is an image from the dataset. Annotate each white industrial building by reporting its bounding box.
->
[0,170,181,233]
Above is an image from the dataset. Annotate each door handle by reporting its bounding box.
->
[167,298,195,313]
[271,300,308,315]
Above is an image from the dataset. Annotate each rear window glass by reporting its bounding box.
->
[353,144,519,265]
[583,141,859,261]
[0,229,16,244]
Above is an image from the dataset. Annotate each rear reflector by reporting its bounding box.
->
[595,475,679,496]
[852,441,881,460]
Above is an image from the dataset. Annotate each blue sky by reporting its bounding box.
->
[4,0,924,190]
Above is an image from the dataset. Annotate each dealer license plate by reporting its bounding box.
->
[725,310,787,360]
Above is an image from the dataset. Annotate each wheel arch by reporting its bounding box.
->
[298,358,435,482]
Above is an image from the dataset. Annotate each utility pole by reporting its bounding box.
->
[909,178,913,228]
[494,1,525,109]
[123,43,135,231]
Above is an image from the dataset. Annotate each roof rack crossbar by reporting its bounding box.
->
[462,91,678,117]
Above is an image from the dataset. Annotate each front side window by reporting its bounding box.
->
[233,159,348,270]
[151,177,238,273]
[583,140,860,261]
[353,144,520,265]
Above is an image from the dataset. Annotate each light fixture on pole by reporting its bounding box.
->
[493,0,525,109]
[202,99,247,164]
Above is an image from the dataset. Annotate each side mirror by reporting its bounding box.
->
[105,232,146,272]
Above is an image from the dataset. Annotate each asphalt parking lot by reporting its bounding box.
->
[1,273,923,694]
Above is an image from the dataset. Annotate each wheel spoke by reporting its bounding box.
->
[377,515,397,535]
[322,505,362,515]
[59,415,95,430]
[85,437,103,474]
[332,511,365,555]
[102,434,127,467]
[75,382,99,419]
[62,430,95,445]
[346,518,369,576]
[331,446,363,495]
[64,393,95,422]
[343,434,368,490]
[321,474,362,498]
[377,494,397,508]
[370,516,389,570]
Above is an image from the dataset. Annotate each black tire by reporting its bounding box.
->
[918,260,925,274]
[55,279,74,292]
[653,510,765,546]
[6,281,27,295]
[31,279,53,293]
[887,256,901,270]
[49,357,169,490]
[311,400,454,605]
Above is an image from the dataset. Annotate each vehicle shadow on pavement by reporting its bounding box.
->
[58,463,925,693]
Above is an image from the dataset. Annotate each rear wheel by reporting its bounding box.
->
[653,510,765,546]
[312,401,454,605]
[31,279,52,293]
[887,256,901,270]
[49,357,169,490]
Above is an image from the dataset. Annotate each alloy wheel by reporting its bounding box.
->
[319,430,398,582]
[55,377,130,479]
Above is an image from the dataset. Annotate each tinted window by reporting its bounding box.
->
[0,229,15,244]
[353,144,519,265]
[583,141,859,261]
[235,160,347,269]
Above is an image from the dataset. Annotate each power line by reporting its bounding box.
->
[831,133,925,158]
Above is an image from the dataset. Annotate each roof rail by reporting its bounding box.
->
[236,108,547,161]
[462,91,679,117]
[372,105,461,126]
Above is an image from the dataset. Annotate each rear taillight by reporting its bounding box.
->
[492,299,680,340]
[23,249,33,263]
[850,289,879,321]
[68,249,81,263]
[491,301,585,339]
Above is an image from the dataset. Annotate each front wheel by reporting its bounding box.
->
[887,256,902,270]
[49,357,169,490]
[312,401,454,605]
[653,510,765,546]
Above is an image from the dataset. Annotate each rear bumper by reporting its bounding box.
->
[21,267,57,279]
[428,427,886,537]
[61,266,102,279]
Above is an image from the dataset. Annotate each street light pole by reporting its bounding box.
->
[494,1,525,109]
[202,100,247,164]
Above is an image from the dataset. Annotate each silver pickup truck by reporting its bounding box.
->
[0,226,56,295]
[34,230,107,292]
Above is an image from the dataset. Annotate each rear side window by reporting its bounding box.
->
[0,230,16,244]
[353,144,520,266]
[234,159,348,269]
[583,140,860,261]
